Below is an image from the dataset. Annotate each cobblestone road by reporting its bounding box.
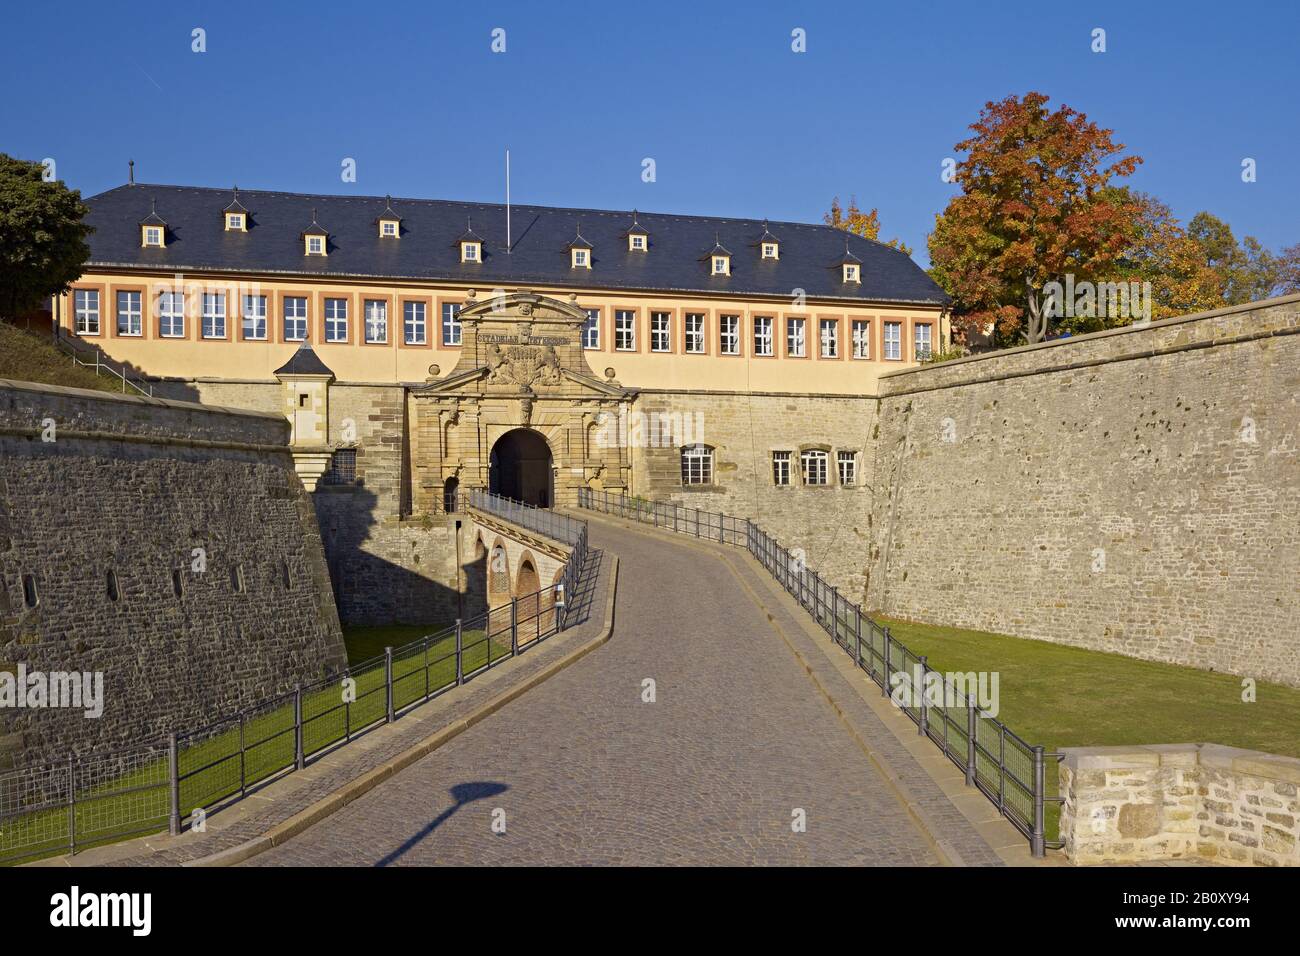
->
[251,521,971,866]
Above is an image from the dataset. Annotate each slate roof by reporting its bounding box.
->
[83,183,948,306]
[273,342,334,377]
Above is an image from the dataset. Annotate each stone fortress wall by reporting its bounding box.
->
[863,296,1299,687]
[0,380,347,770]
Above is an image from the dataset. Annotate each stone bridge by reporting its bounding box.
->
[463,500,570,621]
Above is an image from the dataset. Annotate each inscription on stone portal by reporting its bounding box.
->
[481,333,571,346]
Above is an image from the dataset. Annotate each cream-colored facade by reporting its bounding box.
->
[57,269,948,395]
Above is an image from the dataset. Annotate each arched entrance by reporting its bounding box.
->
[490,428,553,506]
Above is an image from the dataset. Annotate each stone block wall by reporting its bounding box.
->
[631,389,879,603]
[0,380,347,770]
[1060,743,1300,866]
[865,296,1300,686]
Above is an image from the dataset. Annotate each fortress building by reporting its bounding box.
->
[37,183,1300,688]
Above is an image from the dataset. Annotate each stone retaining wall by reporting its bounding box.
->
[0,380,347,770]
[1060,743,1300,866]
[866,295,1300,686]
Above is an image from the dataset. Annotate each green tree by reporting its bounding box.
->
[0,154,92,322]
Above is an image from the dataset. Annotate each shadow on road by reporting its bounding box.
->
[374,781,510,866]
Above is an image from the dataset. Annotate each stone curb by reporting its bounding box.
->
[180,554,619,868]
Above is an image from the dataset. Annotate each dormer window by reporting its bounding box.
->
[377,196,401,239]
[457,219,485,263]
[301,208,328,256]
[223,187,248,232]
[626,211,648,252]
[763,242,778,259]
[704,235,732,277]
[837,241,862,284]
[139,198,167,248]
[567,224,593,269]
[758,221,780,260]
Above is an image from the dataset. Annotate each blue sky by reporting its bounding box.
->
[2,0,1296,266]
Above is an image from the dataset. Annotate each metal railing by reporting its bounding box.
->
[0,500,588,866]
[577,488,1064,857]
[51,327,154,397]
[467,489,587,547]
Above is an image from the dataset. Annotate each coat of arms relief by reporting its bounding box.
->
[484,343,566,391]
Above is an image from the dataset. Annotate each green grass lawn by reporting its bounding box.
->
[877,616,1300,759]
[1,619,504,865]
[0,320,124,393]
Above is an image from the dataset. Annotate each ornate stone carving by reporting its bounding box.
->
[485,344,565,390]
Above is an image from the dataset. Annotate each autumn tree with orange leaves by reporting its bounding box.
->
[928,93,1142,344]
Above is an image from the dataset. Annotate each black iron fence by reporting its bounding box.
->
[0,497,587,866]
[576,488,1063,857]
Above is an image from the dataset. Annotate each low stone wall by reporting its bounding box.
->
[1060,744,1300,866]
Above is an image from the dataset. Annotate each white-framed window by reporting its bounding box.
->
[630,234,646,251]
[772,451,791,486]
[74,289,100,335]
[307,235,324,255]
[650,312,671,352]
[442,302,462,346]
[283,296,307,341]
[202,293,226,339]
[681,444,713,486]
[712,255,729,275]
[837,451,857,486]
[884,321,902,360]
[115,290,142,337]
[852,319,871,359]
[381,220,398,237]
[719,314,739,355]
[226,214,243,230]
[762,242,778,259]
[786,317,806,357]
[582,309,600,349]
[325,297,348,343]
[404,301,427,345]
[364,299,388,344]
[241,294,267,340]
[685,313,705,353]
[914,323,933,360]
[159,291,185,338]
[801,449,829,486]
[462,242,479,262]
[820,319,838,358]
[753,315,773,356]
[615,310,636,351]
[844,263,860,283]
[144,227,163,247]
[573,248,589,268]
